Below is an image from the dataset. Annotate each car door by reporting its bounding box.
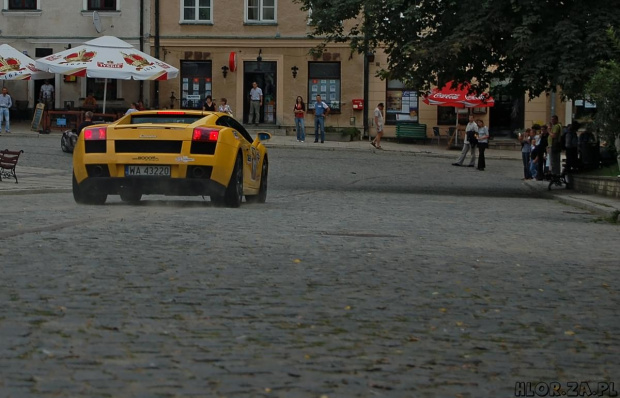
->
[223,117,260,189]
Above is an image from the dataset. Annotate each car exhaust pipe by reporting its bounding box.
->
[192,166,205,178]
[91,165,104,177]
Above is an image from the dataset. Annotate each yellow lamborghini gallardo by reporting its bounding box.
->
[72,110,271,207]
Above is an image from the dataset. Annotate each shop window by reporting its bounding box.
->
[87,0,117,10]
[386,80,418,125]
[437,106,457,126]
[180,61,212,110]
[86,78,118,102]
[182,0,212,22]
[308,62,341,112]
[246,0,276,23]
[8,0,37,9]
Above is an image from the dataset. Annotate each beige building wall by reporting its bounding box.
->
[0,1,146,109]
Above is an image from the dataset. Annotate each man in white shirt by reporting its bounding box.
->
[452,114,478,167]
[371,103,385,149]
[248,82,263,126]
[39,80,55,110]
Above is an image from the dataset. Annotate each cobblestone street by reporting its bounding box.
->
[0,134,618,397]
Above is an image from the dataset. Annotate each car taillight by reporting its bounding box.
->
[192,127,219,142]
[83,127,107,140]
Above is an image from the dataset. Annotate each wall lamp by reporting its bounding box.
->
[257,49,262,62]
[291,65,299,79]
[221,65,229,78]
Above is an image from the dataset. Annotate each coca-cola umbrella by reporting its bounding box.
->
[423,81,494,146]
[35,36,179,113]
[0,44,54,80]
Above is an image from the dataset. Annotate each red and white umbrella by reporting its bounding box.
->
[35,36,179,112]
[423,81,495,108]
[0,44,53,80]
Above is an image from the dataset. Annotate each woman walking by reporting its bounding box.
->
[293,96,306,142]
[476,119,489,171]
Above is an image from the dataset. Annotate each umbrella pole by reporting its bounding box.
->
[103,78,108,114]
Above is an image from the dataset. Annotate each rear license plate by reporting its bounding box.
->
[125,165,171,176]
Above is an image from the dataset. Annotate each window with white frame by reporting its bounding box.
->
[7,0,37,9]
[182,0,212,22]
[246,0,276,23]
[85,0,118,11]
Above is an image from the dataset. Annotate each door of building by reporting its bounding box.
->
[180,61,212,110]
[243,61,277,125]
[489,92,524,137]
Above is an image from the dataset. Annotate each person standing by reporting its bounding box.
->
[248,82,263,126]
[536,124,549,180]
[293,96,306,142]
[371,103,385,149]
[476,119,489,170]
[0,87,13,134]
[452,114,478,167]
[39,80,55,110]
[549,115,562,176]
[202,95,215,111]
[564,122,580,172]
[218,98,233,116]
[313,94,330,143]
[519,128,533,179]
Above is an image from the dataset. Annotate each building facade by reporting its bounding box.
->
[0,0,571,135]
[0,0,148,111]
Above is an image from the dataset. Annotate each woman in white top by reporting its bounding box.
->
[476,119,489,170]
[125,102,139,115]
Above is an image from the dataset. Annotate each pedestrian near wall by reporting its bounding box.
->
[248,82,263,126]
[39,80,54,110]
[293,96,306,142]
[452,114,478,167]
[476,119,489,171]
[0,87,12,133]
[519,128,533,179]
[371,103,385,149]
[313,94,330,143]
[549,115,562,176]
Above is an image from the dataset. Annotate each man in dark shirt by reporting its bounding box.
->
[76,111,95,135]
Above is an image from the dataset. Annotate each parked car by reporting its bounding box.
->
[72,110,270,207]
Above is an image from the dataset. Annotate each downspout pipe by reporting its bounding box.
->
[154,0,160,108]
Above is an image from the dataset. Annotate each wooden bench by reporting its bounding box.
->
[0,149,24,184]
[396,123,428,143]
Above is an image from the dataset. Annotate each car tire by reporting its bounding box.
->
[246,156,268,204]
[73,173,107,205]
[221,153,243,208]
[119,189,142,203]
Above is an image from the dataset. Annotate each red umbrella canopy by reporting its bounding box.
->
[423,81,494,108]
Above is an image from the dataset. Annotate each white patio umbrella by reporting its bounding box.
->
[0,44,54,80]
[35,36,179,113]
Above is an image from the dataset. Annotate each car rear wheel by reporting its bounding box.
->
[73,173,107,205]
[246,156,268,203]
[224,153,243,207]
[119,189,142,203]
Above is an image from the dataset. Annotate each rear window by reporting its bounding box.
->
[130,115,203,124]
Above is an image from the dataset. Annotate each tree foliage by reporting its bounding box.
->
[586,30,620,142]
[295,0,620,98]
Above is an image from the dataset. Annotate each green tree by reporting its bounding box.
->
[295,0,620,98]
[586,30,620,164]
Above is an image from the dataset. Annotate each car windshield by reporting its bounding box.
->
[130,115,203,124]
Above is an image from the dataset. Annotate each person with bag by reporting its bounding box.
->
[293,96,306,142]
[452,114,478,167]
[476,119,489,171]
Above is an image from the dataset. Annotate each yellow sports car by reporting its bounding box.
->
[72,110,271,207]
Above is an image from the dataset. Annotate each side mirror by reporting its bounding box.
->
[257,132,271,142]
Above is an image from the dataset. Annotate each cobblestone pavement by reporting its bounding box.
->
[0,126,618,397]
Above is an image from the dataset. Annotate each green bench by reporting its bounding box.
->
[395,122,428,143]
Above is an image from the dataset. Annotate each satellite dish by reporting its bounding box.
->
[93,11,103,33]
